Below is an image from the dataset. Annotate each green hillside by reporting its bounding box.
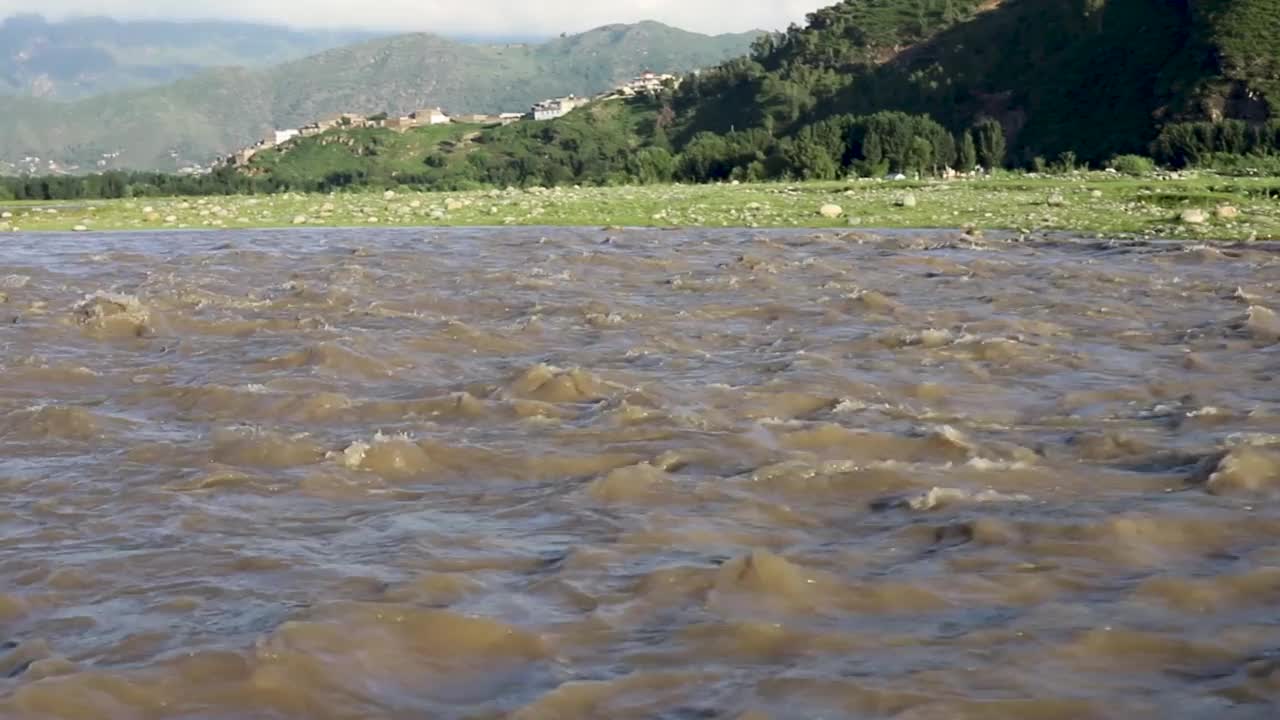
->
[227,0,1280,193]
[235,97,664,192]
[0,22,760,172]
[673,0,1279,163]
[0,14,380,99]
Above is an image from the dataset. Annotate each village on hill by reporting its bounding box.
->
[223,71,680,169]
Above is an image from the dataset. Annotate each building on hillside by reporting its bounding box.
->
[618,71,679,97]
[531,95,583,121]
[498,112,525,123]
[410,107,451,125]
[453,113,499,125]
[383,107,451,132]
[273,129,300,145]
[300,113,370,136]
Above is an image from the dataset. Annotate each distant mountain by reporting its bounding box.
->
[0,14,382,99]
[0,21,762,172]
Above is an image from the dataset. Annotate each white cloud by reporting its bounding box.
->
[0,1,827,35]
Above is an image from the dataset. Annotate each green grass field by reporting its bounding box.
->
[2,173,1278,241]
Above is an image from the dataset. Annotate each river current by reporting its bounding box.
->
[1,227,1279,719]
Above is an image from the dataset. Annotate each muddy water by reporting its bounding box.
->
[1,227,1280,719]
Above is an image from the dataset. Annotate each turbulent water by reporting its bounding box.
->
[1,227,1280,719]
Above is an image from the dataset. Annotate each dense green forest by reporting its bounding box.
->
[3,0,1277,200]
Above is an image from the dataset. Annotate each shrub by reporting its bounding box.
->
[1109,154,1155,175]
[1199,153,1280,176]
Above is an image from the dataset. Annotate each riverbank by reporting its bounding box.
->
[2,174,1278,240]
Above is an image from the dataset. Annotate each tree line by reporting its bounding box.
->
[5,112,1280,201]
[1152,120,1280,168]
[0,111,1012,199]
[0,167,268,201]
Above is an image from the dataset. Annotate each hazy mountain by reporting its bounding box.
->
[0,14,383,99]
[0,21,761,171]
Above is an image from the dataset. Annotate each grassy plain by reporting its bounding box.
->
[2,174,1278,241]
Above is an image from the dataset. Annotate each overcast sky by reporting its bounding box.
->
[1,1,828,35]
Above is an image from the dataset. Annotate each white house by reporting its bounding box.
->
[410,107,451,125]
[273,129,300,145]
[532,95,582,121]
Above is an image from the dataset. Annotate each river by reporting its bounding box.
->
[1,227,1279,719]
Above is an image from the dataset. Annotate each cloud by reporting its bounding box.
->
[0,1,826,35]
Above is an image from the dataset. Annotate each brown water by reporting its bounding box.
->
[2,227,1280,720]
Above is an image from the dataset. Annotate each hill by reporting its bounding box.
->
[0,21,760,172]
[673,0,1279,164]
[0,14,380,99]
[222,0,1280,193]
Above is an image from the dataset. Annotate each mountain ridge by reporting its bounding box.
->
[0,13,384,98]
[0,20,761,172]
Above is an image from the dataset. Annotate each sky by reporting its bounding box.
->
[0,1,829,35]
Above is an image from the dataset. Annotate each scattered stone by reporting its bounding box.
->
[0,211,11,219]
[896,193,918,208]
[445,199,465,211]
[383,190,396,200]
[1090,190,1104,198]
[1180,209,1208,225]
[1047,193,1067,207]
[320,202,336,212]
[141,206,154,214]
[164,215,177,223]
[291,215,307,225]
[430,210,445,220]
[818,204,844,219]
[72,225,88,232]
[1216,205,1240,221]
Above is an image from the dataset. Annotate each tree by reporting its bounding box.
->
[782,136,839,179]
[958,130,977,172]
[907,136,934,177]
[927,125,956,173]
[678,132,734,181]
[863,130,884,168]
[974,118,1006,170]
[627,147,675,184]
